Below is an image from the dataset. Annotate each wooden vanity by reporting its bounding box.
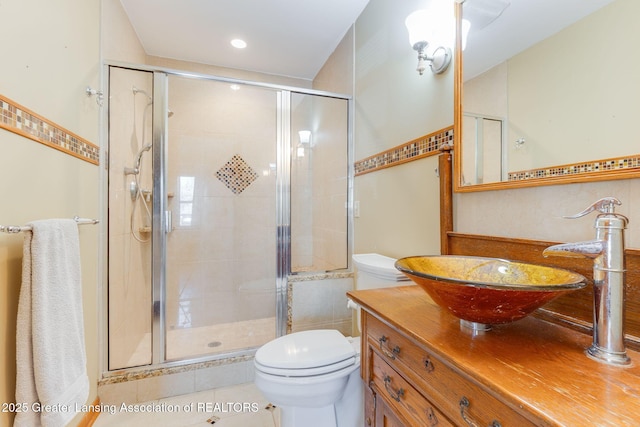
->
[348,285,640,426]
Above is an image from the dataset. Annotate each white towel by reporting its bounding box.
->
[15,219,89,427]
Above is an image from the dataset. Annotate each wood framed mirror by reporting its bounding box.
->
[453,0,640,192]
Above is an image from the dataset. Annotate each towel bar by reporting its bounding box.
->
[0,216,99,234]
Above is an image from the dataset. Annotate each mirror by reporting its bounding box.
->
[454,0,640,192]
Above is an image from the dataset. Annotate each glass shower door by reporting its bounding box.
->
[107,65,352,371]
[290,92,350,273]
[164,75,278,361]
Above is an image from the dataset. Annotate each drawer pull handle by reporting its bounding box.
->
[459,397,502,427]
[379,335,401,360]
[383,375,405,402]
[426,407,439,426]
[424,356,435,373]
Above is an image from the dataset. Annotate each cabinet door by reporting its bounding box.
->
[365,384,376,426]
[375,393,406,427]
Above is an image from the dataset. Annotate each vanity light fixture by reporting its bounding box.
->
[461,19,471,51]
[405,9,452,75]
[298,130,312,145]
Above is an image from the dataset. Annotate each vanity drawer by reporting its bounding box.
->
[367,315,539,427]
[367,315,436,383]
[371,351,455,427]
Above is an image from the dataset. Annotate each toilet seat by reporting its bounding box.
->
[255,356,356,377]
[255,330,356,377]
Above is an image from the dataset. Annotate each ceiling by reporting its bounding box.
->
[119,0,370,81]
[119,0,615,83]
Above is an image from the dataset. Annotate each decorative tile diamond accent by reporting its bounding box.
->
[215,155,259,194]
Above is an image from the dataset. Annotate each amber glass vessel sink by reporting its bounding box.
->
[395,255,586,330]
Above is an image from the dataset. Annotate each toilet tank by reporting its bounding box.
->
[351,254,412,335]
[352,253,411,290]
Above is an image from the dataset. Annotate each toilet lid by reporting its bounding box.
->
[255,330,356,376]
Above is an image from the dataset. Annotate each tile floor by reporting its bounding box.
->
[93,382,279,427]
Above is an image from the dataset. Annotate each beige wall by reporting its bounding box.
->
[464,0,640,176]
[0,0,101,426]
[314,27,354,95]
[353,0,454,259]
[507,0,638,171]
[101,0,147,64]
[455,179,640,248]
[455,0,640,250]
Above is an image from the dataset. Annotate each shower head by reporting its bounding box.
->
[132,86,174,117]
[132,86,152,104]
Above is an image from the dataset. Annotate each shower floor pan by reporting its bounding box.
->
[123,317,276,366]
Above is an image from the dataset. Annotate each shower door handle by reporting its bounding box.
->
[165,210,173,233]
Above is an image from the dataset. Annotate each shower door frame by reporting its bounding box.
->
[103,62,354,375]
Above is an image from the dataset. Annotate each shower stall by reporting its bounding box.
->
[106,65,352,371]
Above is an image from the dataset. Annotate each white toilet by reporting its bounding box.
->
[254,254,410,427]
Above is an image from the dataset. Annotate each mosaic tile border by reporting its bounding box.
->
[354,126,453,176]
[0,94,99,165]
[508,155,640,182]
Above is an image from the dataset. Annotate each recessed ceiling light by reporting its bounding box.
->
[230,39,247,49]
[230,84,241,91]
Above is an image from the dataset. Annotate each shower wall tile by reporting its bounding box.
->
[136,370,196,402]
[194,359,254,392]
[98,381,138,406]
[108,68,155,370]
[290,94,349,272]
[164,77,277,334]
[289,274,354,336]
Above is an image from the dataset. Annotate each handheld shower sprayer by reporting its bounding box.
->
[124,143,152,175]
[135,143,152,170]
[124,85,173,176]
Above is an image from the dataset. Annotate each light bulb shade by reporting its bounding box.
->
[405,10,432,48]
[461,19,471,51]
[406,1,456,51]
[298,130,311,144]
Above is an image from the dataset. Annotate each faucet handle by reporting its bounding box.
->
[563,197,621,219]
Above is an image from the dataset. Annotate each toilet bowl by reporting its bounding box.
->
[254,329,362,427]
[254,254,409,427]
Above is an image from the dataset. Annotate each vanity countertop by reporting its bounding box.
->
[348,285,640,426]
